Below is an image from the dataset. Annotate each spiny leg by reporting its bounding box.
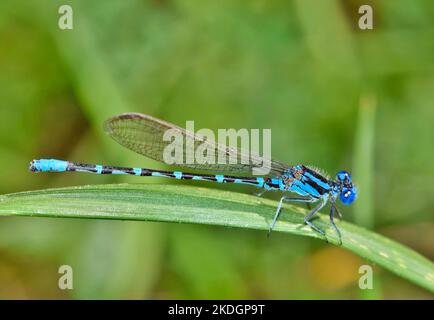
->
[268,196,316,237]
[304,199,327,237]
[330,202,342,245]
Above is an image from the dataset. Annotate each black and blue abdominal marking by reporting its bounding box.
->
[29,159,281,188]
[29,113,357,244]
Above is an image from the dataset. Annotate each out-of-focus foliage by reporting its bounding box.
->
[0,0,433,298]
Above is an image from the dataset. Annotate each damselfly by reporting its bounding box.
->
[29,113,357,243]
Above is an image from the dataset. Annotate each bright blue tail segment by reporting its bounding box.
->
[29,159,69,172]
[29,159,282,190]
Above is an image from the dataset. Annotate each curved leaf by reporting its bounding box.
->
[0,184,433,292]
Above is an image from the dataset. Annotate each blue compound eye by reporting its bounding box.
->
[337,171,351,182]
[340,187,357,205]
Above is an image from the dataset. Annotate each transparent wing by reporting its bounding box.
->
[104,113,288,176]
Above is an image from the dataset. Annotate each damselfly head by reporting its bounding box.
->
[336,171,357,205]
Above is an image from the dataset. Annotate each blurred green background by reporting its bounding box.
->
[0,0,433,299]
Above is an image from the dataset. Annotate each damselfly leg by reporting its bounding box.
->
[268,196,318,237]
[303,198,328,237]
[329,200,342,245]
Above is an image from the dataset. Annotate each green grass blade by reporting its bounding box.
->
[0,184,433,293]
[354,94,377,228]
[353,93,380,299]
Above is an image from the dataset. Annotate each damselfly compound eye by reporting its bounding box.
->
[340,187,357,205]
